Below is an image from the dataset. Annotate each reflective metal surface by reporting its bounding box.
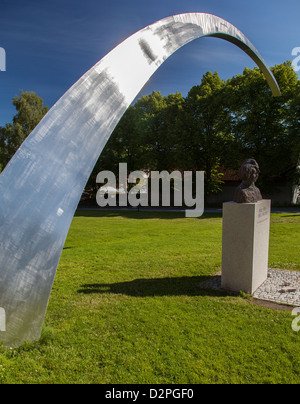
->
[0,13,281,347]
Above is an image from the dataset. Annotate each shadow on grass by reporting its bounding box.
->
[78,275,225,298]
[280,214,300,218]
[75,209,222,220]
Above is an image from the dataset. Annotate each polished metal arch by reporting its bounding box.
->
[0,13,280,347]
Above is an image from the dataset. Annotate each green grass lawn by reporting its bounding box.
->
[0,210,299,384]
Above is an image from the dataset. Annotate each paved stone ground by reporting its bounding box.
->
[199,269,300,307]
[254,269,300,307]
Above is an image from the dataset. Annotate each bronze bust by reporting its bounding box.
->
[234,159,262,203]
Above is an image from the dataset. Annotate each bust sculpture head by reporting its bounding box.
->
[233,159,262,203]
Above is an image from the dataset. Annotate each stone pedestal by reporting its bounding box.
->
[221,200,271,294]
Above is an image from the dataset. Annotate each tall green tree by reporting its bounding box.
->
[86,103,146,192]
[286,75,300,186]
[86,61,300,201]
[0,91,49,170]
[227,62,300,192]
[134,91,185,171]
[181,71,233,194]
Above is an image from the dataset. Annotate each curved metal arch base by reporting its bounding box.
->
[0,13,280,347]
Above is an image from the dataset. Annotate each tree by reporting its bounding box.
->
[133,91,185,172]
[86,61,299,202]
[226,62,300,192]
[286,74,300,186]
[86,104,147,193]
[181,72,233,194]
[0,91,49,170]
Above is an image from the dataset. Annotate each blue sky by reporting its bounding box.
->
[0,0,299,126]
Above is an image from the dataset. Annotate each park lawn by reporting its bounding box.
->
[0,210,299,384]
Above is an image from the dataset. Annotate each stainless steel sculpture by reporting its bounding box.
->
[0,13,281,347]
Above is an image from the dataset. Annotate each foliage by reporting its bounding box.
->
[226,62,300,192]
[92,61,300,197]
[1,63,299,197]
[0,91,48,170]
[182,72,231,193]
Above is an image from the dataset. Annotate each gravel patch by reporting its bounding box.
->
[199,268,300,307]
